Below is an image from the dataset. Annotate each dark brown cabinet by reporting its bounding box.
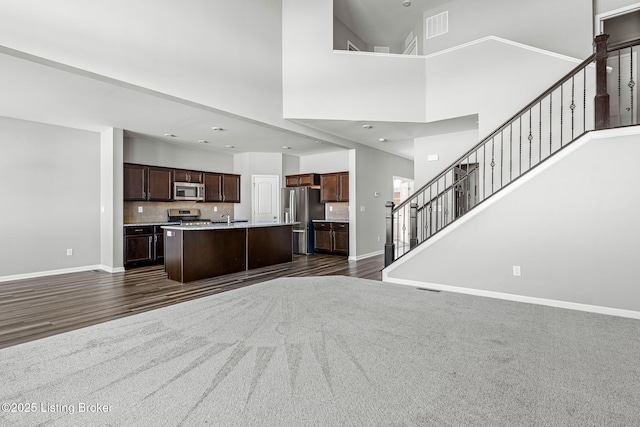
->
[320,172,349,202]
[223,174,241,203]
[203,173,240,202]
[147,167,172,201]
[314,222,349,255]
[153,225,165,263]
[124,163,241,203]
[286,173,319,187]
[204,173,223,202]
[123,164,147,201]
[123,164,172,201]
[173,169,203,183]
[124,225,164,267]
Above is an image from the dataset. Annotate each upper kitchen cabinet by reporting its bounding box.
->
[123,163,172,201]
[320,172,349,202]
[285,173,320,187]
[204,173,241,203]
[204,173,223,202]
[124,163,146,201]
[173,169,203,183]
[147,167,172,201]
[222,174,241,203]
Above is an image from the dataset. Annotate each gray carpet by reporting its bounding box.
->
[1,276,639,426]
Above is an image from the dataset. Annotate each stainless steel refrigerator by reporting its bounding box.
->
[282,187,325,254]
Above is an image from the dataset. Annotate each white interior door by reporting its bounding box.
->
[252,175,280,223]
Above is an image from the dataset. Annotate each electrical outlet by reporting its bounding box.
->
[360,206,366,212]
[377,236,381,242]
[513,265,521,276]
[214,206,218,212]
[329,206,333,212]
[67,248,73,256]
[138,206,143,213]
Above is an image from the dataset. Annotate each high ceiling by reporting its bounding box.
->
[0,1,459,161]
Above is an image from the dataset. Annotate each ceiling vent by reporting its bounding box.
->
[426,11,448,39]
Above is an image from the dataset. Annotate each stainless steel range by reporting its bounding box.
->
[167,208,213,225]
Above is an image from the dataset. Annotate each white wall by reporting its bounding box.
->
[0,116,101,278]
[100,128,124,272]
[123,134,233,173]
[333,16,367,51]
[283,0,427,122]
[0,0,285,126]
[425,38,592,138]
[233,152,284,220]
[413,129,479,188]
[385,129,640,315]
[595,0,640,15]
[422,0,592,59]
[354,146,414,259]
[299,151,350,173]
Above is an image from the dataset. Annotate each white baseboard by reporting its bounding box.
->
[349,250,383,261]
[98,265,125,274]
[383,276,640,320]
[0,265,124,283]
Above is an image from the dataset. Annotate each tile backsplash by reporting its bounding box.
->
[124,202,234,224]
[325,202,349,220]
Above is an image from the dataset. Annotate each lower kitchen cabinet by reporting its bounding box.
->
[124,225,164,267]
[313,222,349,255]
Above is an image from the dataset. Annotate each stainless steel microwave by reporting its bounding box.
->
[174,182,204,201]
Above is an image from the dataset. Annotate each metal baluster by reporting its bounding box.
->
[570,76,576,139]
[509,124,513,182]
[482,143,486,200]
[443,174,447,226]
[500,131,504,189]
[549,92,553,157]
[630,46,636,125]
[560,82,564,147]
[528,109,533,170]
[538,102,542,163]
[583,67,587,132]
[618,49,622,127]
[490,138,495,194]
[519,116,522,176]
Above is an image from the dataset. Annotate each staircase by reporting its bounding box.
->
[384,34,639,267]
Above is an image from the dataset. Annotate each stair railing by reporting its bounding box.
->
[385,34,638,267]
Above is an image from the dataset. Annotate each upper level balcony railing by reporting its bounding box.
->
[385,34,639,267]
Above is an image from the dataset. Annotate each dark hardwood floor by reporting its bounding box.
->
[0,254,384,349]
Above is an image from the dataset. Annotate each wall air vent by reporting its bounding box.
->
[426,11,448,39]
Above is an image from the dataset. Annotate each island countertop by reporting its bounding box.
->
[162,221,299,231]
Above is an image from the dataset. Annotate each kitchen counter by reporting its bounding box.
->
[125,221,180,227]
[163,222,295,282]
[162,221,297,231]
[313,219,349,223]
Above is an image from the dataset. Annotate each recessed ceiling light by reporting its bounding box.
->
[282,146,292,150]
[379,138,387,142]
[164,133,176,137]
[211,127,224,131]
[402,0,411,6]
[225,144,235,148]
[362,124,373,129]
[198,140,209,144]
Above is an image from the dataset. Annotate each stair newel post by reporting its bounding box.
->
[384,201,395,267]
[594,34,610,130]
[409,203,418,249]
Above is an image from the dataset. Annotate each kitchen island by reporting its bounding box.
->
[162,222,294,283]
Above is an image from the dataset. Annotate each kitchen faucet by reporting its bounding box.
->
[221,214,231,226]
